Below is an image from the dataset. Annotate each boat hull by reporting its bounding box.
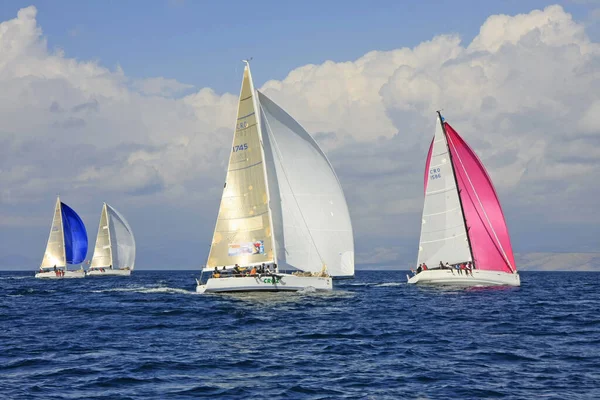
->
[35,270,85,279]
[196,274,332,293]
[86,268,132,276]
[407,269,520,287]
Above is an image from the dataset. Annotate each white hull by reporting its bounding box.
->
[407,269,520,287]
[196,273,332,293]
[87,268,132,276]
[35,269,85,279]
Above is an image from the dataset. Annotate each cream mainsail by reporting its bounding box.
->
[90,203,112,268]
[40,197,66,268]
[206,64,275,268]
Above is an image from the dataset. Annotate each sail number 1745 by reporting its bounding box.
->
[233,143,248,152]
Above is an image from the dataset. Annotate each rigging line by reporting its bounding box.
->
[446,130,515,273]
[259,103,326,269]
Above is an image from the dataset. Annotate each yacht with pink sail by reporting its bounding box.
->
[407,112,520,287]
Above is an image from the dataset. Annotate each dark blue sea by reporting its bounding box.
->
[1,271,599,399]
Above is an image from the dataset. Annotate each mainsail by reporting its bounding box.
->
[258,91,355,277]
[206,64,275,268]
[61,202,88,265]
[418,115,471,267]
[106,204,136,269]
[41,198,66,268]
[417,114,516,273]
[90,203,112,268]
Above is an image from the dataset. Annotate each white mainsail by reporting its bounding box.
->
[40,197,66,268]
[258,91,354,277]
[206,64,275,268]
[90,203,112,268]
[417,115,472,267]
[106,205,136,269]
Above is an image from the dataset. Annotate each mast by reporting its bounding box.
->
[246,60,278,266]
[57,197,67,270]
[437,111,475,264]
[104,203,114,267]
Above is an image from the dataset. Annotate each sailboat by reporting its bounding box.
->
[35,197,88,279]
[87,203,136,276]
[196,61,354,293]
[407,112,520,287]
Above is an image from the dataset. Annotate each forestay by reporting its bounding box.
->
[417,115,471,267]
[258,91,354,277]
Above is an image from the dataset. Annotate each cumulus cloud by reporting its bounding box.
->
[1,5,599,269]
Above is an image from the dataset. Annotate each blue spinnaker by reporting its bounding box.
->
[61,202,88,264]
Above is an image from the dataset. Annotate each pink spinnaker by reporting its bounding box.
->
[443,123,516,273]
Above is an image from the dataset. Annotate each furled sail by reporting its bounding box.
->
[90,203,112,268]
[40,198,66,268]
[206,64,275,268]
[445,123,516,273]
[258,91,355,277]
[417,115,471,267]
[60,202,88,265]
[106,204,136,269]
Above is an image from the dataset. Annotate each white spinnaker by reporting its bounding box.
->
[258,91,354,277]
[90,204,112,268]
[106,205,136,269]
[417,115,471,267]
[41,198,66,268]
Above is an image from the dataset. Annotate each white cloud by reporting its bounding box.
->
[1,5,599,269]
[133,77,194,97]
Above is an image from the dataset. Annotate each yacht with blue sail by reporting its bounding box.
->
[36,197,88,279]
[196,61,354,293]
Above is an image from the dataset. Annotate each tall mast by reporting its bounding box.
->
[104,203,113,267]
[437,111,475,264]
[245,60,278,265]
[57,196,66,269]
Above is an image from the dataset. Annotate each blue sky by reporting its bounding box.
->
[1,0,594,94]
[1,1,600,270]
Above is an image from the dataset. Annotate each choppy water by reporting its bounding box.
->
[1,270,599,399]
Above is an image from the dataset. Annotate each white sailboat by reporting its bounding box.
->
[407,112,520,287]
[36,197,88,279]
[87,203,136,276]
[196,62,354,293]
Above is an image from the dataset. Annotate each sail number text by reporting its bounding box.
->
[233,143,248,152]
[430,168,442,180]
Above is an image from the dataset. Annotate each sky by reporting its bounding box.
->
[1,1,600,270]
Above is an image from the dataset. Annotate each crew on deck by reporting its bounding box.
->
[414,261,476,276]
[210,262,280,278]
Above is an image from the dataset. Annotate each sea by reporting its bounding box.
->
[1,270,599,399]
